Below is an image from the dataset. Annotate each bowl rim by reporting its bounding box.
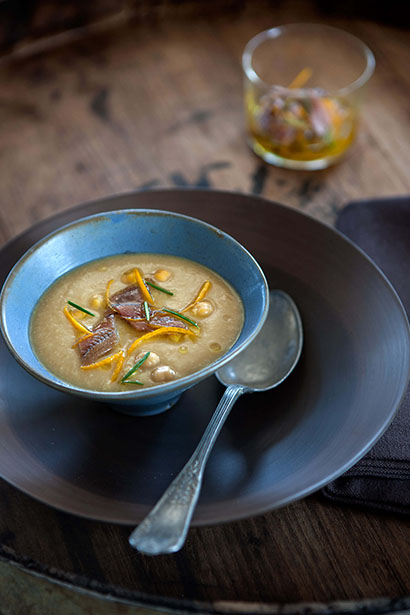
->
[242,22,376,97]
[0,208,269,400]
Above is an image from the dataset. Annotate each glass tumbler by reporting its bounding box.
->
[242,24,375,170]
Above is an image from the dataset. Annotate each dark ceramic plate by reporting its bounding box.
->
[0,190,409,525]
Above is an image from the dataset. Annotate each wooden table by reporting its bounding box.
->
[1,2,410,613]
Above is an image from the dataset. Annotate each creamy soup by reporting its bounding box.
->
[30,254,244,392]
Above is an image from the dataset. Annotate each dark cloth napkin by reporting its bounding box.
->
[322,196,410,515]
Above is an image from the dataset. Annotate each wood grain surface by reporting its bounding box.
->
[1,0,410,611]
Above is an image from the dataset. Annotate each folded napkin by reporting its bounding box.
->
[322,196,410,515]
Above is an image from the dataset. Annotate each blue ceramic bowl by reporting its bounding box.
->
[0,209,269,415]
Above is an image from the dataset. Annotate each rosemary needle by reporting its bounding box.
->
[146,280,174,296]
[67,300,95,317]
[144,301,150,321]
[162,307,199,328]
[121,351,151,382]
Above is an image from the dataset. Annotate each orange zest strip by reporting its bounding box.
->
[288,67,312,89]
[181,280,211,313]
[134,268,153,303]
[72,332,94,348]
[127,327,196,356]
[105,279,114,308]
[80,351,123,371]
[63,307,91,335]
[111,351,125,382]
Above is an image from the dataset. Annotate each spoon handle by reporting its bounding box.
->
[129,384,247,555]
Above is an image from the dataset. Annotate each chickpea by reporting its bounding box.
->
[191,301,213,318]
[135,351,160,368]
[121,269,137,284]
[151,365,176,383]
[90,294,103,310]
[210,342,222,352]
[154,269,171,282]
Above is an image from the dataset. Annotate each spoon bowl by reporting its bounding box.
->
[217,290,303,391]
[129,290,303,555]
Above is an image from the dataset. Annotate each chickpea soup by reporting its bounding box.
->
[30,254,244,391]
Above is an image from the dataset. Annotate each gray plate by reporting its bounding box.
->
[0,189,409,525]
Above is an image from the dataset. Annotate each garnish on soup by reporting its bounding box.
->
[30,254,244,392]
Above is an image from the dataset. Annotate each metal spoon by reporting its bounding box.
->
[129,289,303,555]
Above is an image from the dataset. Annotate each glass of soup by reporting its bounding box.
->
[242,24,375,170]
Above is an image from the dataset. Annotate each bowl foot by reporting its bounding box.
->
[110,393,182,417]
